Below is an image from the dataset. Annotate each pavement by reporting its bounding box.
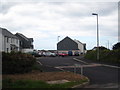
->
[36,56,119,88]
[47,80,70,84]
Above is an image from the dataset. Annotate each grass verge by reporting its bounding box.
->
[3,78,88,88]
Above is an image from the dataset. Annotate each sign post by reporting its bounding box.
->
[81,66,83,76]
[74,64,76,74]
[74,64,83,76]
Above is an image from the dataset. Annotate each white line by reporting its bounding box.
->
[102,64,120,69]
[36,61,43,65]
[55,67,65,71]
[55,64,102,69]
[73,58,89,64]
[73,58,120,69]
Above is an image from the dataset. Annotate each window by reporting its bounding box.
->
[16,39,18,44]
[6,37,9,43]
[11,46,12,50]
[11,38,14,43]
[13,38,15,43]
[7,48,9,52]
[11,38,12,43]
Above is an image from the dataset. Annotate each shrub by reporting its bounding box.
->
[85,50,97,61]
[113,42,120,50]
[2,52,36,74]
[85,49,120,63]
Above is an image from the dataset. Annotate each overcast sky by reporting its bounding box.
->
[0,0,119,50]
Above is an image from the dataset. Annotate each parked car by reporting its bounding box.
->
[68,51,73,56]
[50,52,56,57]
[38,52,42,57]
[41,52,46,57]
[58,52,68,57]
[32,51,40,57]
[45,52,56,57]
[74,51,79,56]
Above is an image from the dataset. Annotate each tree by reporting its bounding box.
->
[92,46,108,50]
[113,42,120,50]
[99,46,108,50]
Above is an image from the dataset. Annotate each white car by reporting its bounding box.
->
[45,52,56,57]
[42,52,46,56]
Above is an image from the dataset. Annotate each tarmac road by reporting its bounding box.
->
[37,56,119,88]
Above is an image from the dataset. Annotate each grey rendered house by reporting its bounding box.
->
[15,33,34,50]
[57,36,86,54]
[0,27,20,53]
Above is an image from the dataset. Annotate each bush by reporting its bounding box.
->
[113,42,120,50]
[85,49,120,63]
[85,50,97,61]
[2,52,36,74]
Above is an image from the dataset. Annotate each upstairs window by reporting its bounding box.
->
[6,37,9,43]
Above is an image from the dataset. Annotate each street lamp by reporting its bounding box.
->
[57,36,60,54]
[58,36,60,42]
[92,13,99,61]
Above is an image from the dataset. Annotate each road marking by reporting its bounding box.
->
[73,58,89,64]
[73,58,120,69]
[36,61,43,65]
[54,67,65,71]
[102,64,120,69]
[55,64,102,69]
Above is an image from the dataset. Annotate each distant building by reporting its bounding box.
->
[0,27,20,53]
[57,36,86,54]
[15,33,34,50]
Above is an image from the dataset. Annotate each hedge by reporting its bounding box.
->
[2,52,36,74]
[85,49,120,63]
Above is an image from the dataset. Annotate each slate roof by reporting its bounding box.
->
[58,36,84,45]
[0,27,18,39]
[15,33,33,42]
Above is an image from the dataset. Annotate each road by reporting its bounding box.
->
[37,56,119,88]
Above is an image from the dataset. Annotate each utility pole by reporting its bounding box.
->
[57,36,60,54]
[108,40,109,49]
[58,36,60,42]
[92,13,99,61]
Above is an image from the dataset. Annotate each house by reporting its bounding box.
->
[0,27,20,53]
[57,36,86,55]
[15,33,34,51]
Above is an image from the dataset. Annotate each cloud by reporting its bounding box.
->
[0,2,118,49]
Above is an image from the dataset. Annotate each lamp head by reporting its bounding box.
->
[92,13,98,15]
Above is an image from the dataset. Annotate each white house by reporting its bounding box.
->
[0,27,20,53]
[74,39,86,54]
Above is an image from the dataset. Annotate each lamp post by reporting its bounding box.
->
[108,40,109,49]
[92,13,99,61]
[57,36,60,54]
[58,36,60,42]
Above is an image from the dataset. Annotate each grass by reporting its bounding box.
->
[3,78,88,88]
[3,71,89,88]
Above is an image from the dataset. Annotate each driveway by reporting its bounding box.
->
[37,56,119,88]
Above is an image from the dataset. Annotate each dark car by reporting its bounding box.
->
[74,51,79,56]
[68,51,73,56]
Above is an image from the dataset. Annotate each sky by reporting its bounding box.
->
[0,0,119,50]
